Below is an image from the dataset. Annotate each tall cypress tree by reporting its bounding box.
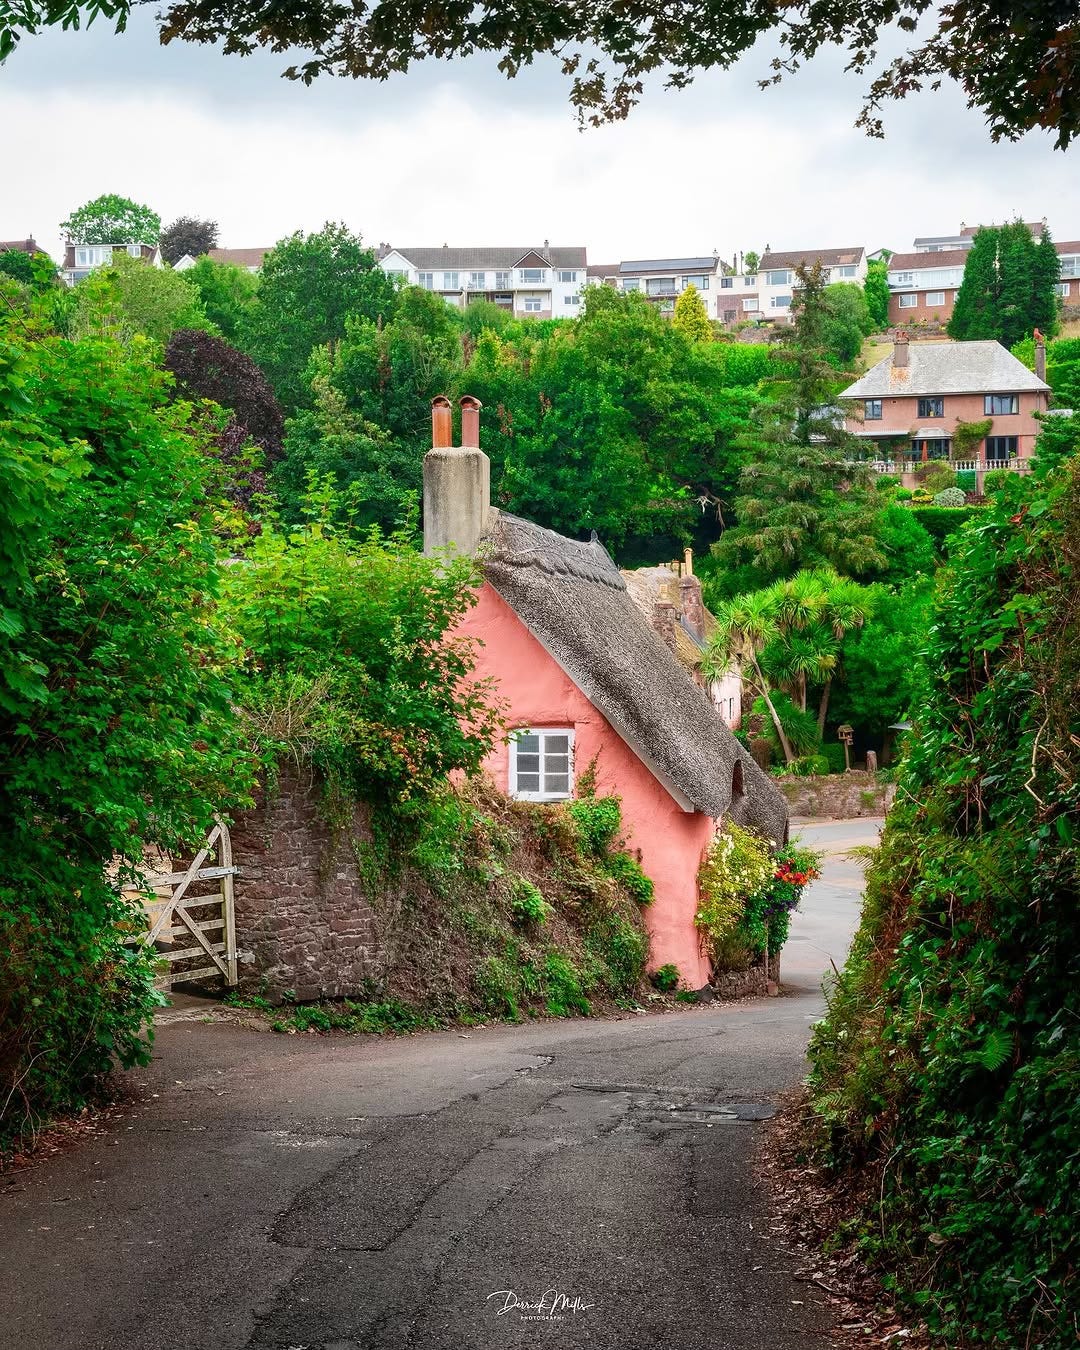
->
[1031,226,1062,336]
[998,220,1039,350]
[711,262,886,588]
[948,227,1002,341]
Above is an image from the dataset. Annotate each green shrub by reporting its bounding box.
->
[696,823,774,960]
[509,876,550,926]
[567,794,623,855]
[910,504,982,549]
[782,753,830,777]
[894,486,913,501]
[751,692,822,758]
[543,951,591,1016]
[651,963,681,992]
[603,850,654,905]
[932,486,967,507]
[955,468,977,494]
[822,741,847,774]
[982,467,1011,494]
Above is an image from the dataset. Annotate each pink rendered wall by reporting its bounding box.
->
[850,389,1047,458]
[460,581,715,988]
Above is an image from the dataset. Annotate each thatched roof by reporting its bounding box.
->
[479,512,788,839]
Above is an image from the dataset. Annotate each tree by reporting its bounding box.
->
[0,313,252,1143]
[743,251,760,275]
[821,282,872,366]
[949,222,1059,349]
[180,255,259,342]
[703,590,796,763]
[863,258,891,331]
[238,223,397,412]
[711,263,887,591]
[164,328,284,461]
[828,579,933,738]
[7,0,1078,145]
[59,193,160,245]
[672,283,712,343]
[0,250,33,284]
[159,216,220,265]
[69,252,210,345]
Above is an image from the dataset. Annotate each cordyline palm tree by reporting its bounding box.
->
[704,568,874,764]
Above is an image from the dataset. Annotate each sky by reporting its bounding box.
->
[4,11,1080,265]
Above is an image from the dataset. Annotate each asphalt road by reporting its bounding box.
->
[0,818,879,1350]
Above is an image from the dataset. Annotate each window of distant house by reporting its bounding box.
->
[495,270,511,288]
[765,269,793,286]
[418,272,434,289]
[564,294,580,306]
[442,271,459,289]
[1056,282,1071,296]
[985,436,1018,462]
[864,399,883,420]
[126,244,143,258]
[743,274,757,286]
[723,309,737,322]
[1060,257,1079,278]
[742,297,757,310]
[770,294,791,308]
[520,267,547,284]
[684,275,710,289]
[622,278,640,291]
[385,269,407,281]
[898,293,918,308]
[925,291,945,306]
[660,298,675,313]
[985,394,1019,415]
[917,397,944,417]
[523,296,543,312]
[469,271,485,289]
[558,270,578,283]
[720,276,733,288]
[75,245,113,268]
[836,264,857,278]
[509,729,574,801]
[646,277,676,295]
[893,271,913,286]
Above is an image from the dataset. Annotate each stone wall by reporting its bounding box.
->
[709,953,780,1000]
[229,764,381,1003]
[774,770,895,820]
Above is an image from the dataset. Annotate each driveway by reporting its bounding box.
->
[0,818,880,1350]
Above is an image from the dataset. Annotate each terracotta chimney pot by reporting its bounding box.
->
[460,394,482,448]
[431,395,452,449]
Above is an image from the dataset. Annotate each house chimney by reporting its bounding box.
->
[682,547,694,576]
[652,602,678,653]
[1034,328,1047,382]
[423,395,491,558]
[678,549,706,641]
[893,330,909,368]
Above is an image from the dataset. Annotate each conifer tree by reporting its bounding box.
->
[863,259,891,330]
[1031,226,1062,336]
[949,221,1060,346]
[672,282,713,342]
[948,227,1001,341]
[710,262,886,589]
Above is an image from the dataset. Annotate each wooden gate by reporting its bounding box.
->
[130,820,238,989]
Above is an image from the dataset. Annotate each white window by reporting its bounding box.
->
[385,269,407,281]
[442,271,459,289]
[646,277,677,295]
[898,293,918,308]
[1059,257,1079,278]
[418,271,434,289]
[835,264,857,278]
[520,267,547,284]
[925,290,945,305]
[720,276,733,288]
[1056,281,1071,297]
[564,293,580,306]
[742,297,757,311]
[126,244,142,258]
[558,269,578,283]
[743,275,757,286]
[523,296,543,313]
[509,729,574,800]
[75,245,113,268]
[765,269,793,286]
[659,298,675,313]
[495,270,511,288]
[892,271,914,286]
[984,394,1019,415]
[684,275,710,289]
[622,278,640,291]
[770,294,791,309]
[469,271,486,289]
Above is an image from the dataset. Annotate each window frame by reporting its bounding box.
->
[985,435,1018,462]
[509,728,575,801]
[557,269,578,283]
[564,293,580,306]
[984,393,1019,415]
[924,290,946,306]
[836,264,857,278]
[864,398,883,420]
[769,294,792,309]
[520,267,547,285]
[898,293,918,309]
[765,269,793,286]
[522,296,543,313]
[418,271,434,289]
[917,397,944,418]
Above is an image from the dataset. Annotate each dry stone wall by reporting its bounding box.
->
[229,764,381,1003]
[774,770,895,820]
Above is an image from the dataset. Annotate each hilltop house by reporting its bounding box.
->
[718,246,867,326]
[61,242,160,286]
[841,332,1050,488]
[377,244,587,318]
[175,247,271,274]
[424,396,787,988]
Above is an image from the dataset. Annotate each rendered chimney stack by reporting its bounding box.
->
[893,330,909,369]
[652,601,678,653]
[1034,328,1047,382]
[678,562,706,643]
[423,395,491,559]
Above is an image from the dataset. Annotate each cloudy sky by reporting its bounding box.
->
[4,11,1080,264]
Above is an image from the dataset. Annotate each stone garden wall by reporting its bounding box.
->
[229,764,381,1003]
[774,770,895,820]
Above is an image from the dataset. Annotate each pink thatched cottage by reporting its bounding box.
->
[424,396,788,990]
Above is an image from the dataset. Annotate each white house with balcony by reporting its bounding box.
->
[612,256,723,318]
[735,247,867,324]
[61,241,161,286]
[376,245,587,318]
